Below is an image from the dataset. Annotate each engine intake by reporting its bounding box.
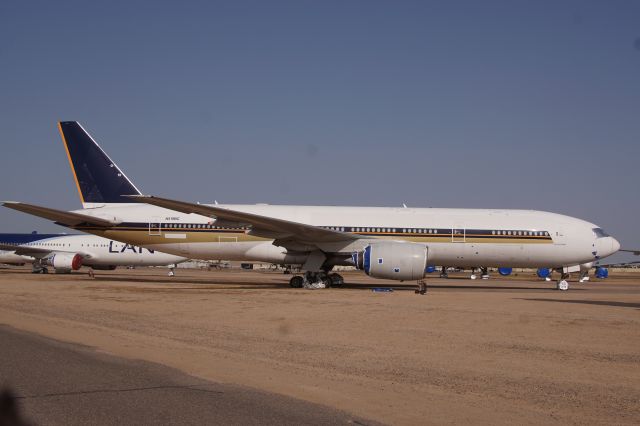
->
[45,253,83,272]
[353,241,427,281]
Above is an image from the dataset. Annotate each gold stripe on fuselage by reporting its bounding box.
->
[76,227,553,246]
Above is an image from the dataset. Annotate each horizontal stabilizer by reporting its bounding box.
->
[2,202,118,227]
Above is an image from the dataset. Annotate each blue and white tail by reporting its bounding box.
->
[58,121,142,207]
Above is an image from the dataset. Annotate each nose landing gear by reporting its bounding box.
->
[556,272,570,291]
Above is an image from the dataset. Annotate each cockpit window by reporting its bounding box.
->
[593,228,609,238]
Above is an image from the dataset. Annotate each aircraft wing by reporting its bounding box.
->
[0,243,94,259]
[130,195,361,243]
[2,201,117,227]
[0,243,51,258]
[620,249,640,256]
[595,260,640,267]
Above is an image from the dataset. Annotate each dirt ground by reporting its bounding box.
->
[0,266,638,425]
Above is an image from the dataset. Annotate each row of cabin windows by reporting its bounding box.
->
[321,228,550,236]
[19,242,69,247]
[2,242,128,248]
[491,230,549,236]
[323,227,397,233]
[162,223,247,230]
[356,228,396,233]
[153,224,549,237]
[403,229,435,234]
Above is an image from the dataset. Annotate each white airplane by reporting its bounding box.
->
[0,232,187,274]
[2,121,621,291]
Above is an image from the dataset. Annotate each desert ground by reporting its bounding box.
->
[0,266,638,425]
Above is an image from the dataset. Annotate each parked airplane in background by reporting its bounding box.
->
[0,232,187,274]
[2,122,621,291]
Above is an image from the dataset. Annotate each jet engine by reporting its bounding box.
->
[353,241,427,281]
[45,253,83,273]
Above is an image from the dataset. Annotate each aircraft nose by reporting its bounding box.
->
[611,237,621,254]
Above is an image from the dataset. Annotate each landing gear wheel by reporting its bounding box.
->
[42,267,49,274]
[557,280,569,291]
[328,273,344,287]
[289,276,304,288]
[481,267,489,280]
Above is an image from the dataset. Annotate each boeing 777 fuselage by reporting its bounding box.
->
[2,122,621,290]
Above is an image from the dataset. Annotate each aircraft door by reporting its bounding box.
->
[553,228,567,245]
[451,227,465,243]
[149,218,162,236]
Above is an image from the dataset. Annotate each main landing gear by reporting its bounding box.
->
[289,272,344,289]
[168,264,176,277]
[439,266,448,279]
[480,267,490,280]
[578,269,590,283]
[470,267,490,280]
[31,260,48,274]
[415,280,427,295]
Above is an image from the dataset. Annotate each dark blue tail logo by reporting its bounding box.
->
[59,121,141,204]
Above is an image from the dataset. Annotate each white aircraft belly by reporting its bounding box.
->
[146,241,307,264]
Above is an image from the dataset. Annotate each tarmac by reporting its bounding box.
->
[0,325,372,425]
[0,266,638,425]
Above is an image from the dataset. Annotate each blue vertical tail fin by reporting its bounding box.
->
[58,121,142,206]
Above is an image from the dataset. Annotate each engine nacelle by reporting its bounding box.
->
[45,253,83,273]
[353,241,427,281]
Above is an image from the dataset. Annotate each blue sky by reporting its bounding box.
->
[1,0,639,261]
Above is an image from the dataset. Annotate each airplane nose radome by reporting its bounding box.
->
[611,237,621,254]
